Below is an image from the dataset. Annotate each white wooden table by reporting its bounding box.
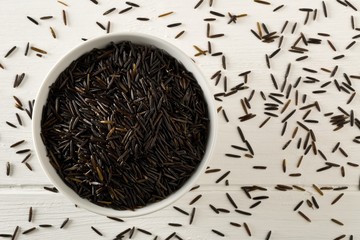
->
[0,0,359,239]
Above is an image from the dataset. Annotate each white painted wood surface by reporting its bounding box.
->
[0,0,359,239]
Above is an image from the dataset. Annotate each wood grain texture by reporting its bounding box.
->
[0,0,359,239]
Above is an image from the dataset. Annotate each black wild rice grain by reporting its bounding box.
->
[269,48,281,58]
[43,186,58,193]
[137,228,152,235]
[39,224,53,228]
[106,21,110,34]
[165,232,176,240]
[281,21,288,34]
[96,21,105,30]
[336,0,348,6]
[21,153,31,163]
[273,5,284,12]
[312,196,319,209]
[222,55,226,70]
[292,185,306,192]
[294,200,304,211]
[330,218,344,226]
[189,194,202,205]
[50,27,57,39]
[116,228,131,238]
[322,1,328,17]
[215,171,230,184]
[22,227,36,235]
[251,29,261,40]
[204,18,216,21]
[173,206,189,216]
[137,17,149,21]
[230,222,241,227]
[313,9,318,20]
[25,162,32,171]
[0,234,12,238]
[253,166,267,169]
[222,109,229,122]
[225,154,241,158]
[334,235,346,240]
[40,16,53,20]
[175,30,185,39]
[60,218,70,228]
[333,55,345,60]
[167,23,182,28]
[291,22,297,34]
[243,222,251,236]
[339,147,348,157]
[16,149,30,154]
[58,0,68,6]
[103,8,116,15]
[10,140,25,148]
[126,1,139,7]
[345,0,357,11]
[209,33,225,38]
[226,193,237,208]
[347,162,359,167]
[265,54,270,68]
[262,23,269,35]
[207,41,212,54]
[5,46,17,58]
[205,168,221,174]
[190,185,200,191]
[28,207,33,222]
[210,11,225,17]
[211,229,225,237]
[24,42,30,56]
[11,226,19,240]
[298,211,311,222]
[259,117,271,128]
[265,231,272,240]
[15,113,22,126]
[231,145,248,151]
[254,0,270,5]
[235,209,252,216]
[168,223,182,227]
[129,227,135,238]
[27,16,39,25]
[327,40,337,51]
[62,10,67,25]
[304,12,310,25]
[119,7,132,14]
[250,201,261,208]
[209,204,219,214]
[282,159,287,173]
[189,207,196,225]
[6,162,10,176]
[194,0,204,9]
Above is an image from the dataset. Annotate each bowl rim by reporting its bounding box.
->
[32,32,217,217]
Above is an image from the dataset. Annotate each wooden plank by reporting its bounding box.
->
[0,189,358,239]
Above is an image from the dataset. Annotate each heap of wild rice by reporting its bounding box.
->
[40,41,210,210]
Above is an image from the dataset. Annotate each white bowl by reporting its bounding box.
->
[32,33,217,217]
